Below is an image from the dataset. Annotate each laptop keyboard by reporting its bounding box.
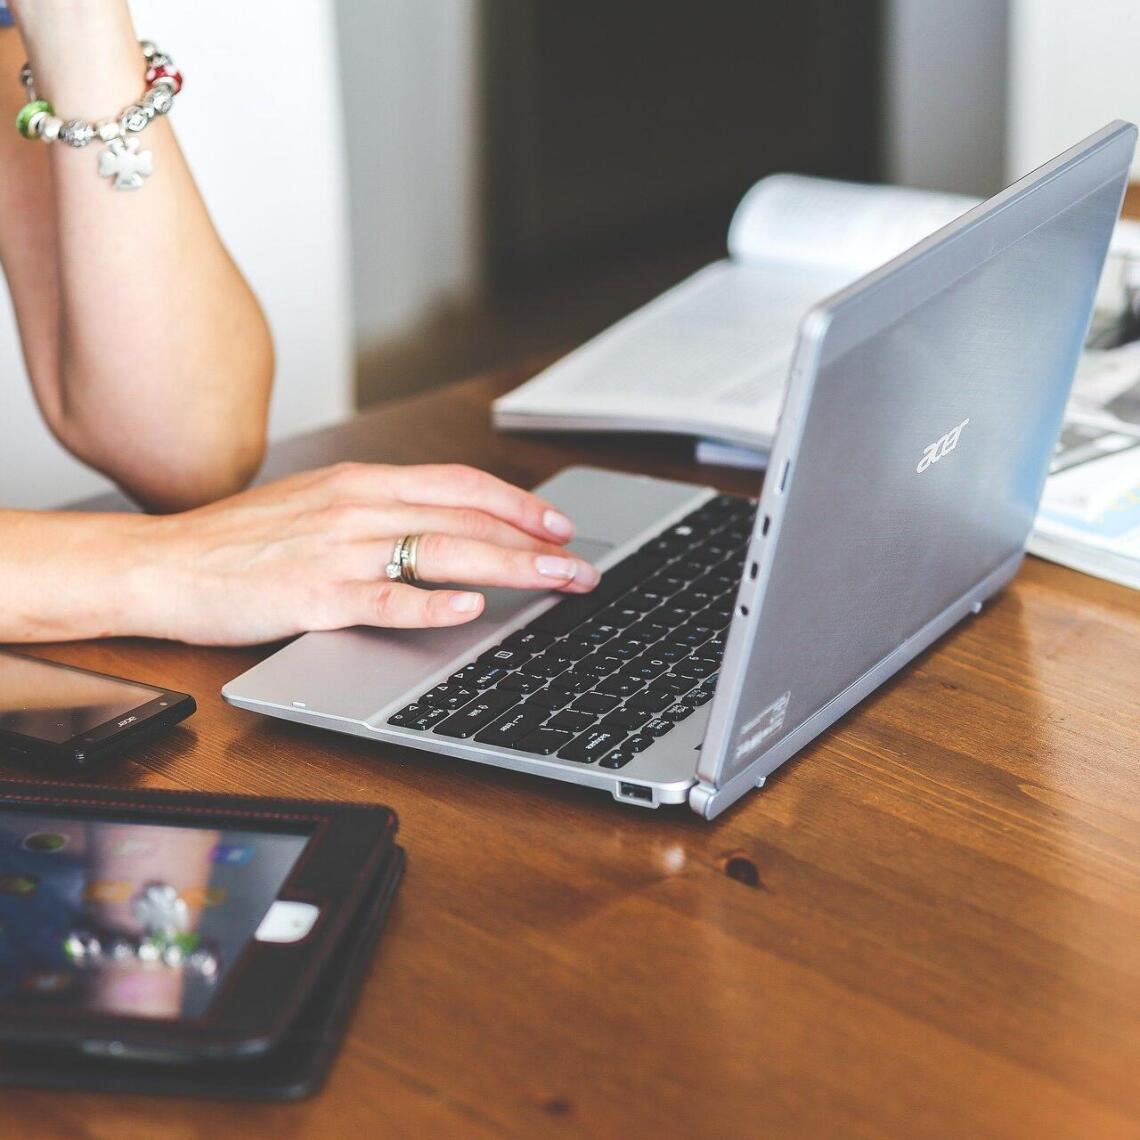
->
[388,493,757,770]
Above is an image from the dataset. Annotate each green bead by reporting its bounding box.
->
[16,99,52,140]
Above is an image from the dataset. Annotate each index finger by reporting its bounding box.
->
[385,464,576,545]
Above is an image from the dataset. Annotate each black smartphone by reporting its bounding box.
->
[0,651,195,772]
[0,782,401,1068]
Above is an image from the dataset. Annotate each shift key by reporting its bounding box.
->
[434,691,519,738]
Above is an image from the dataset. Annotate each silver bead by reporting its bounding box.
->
[153,75,178,96]
[59,119,95,148]
[139,40,159,60]
[143,86,176,116]
[40,116,62,142]
[149,53,172,70]
[120,103,153,133]
[97,121,122,143]
[19,63,33,88]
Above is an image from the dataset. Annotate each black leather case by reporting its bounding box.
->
[0,781,405,1100]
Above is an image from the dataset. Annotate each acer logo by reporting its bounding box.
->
[917,418,970,473]
[117,715,138,728]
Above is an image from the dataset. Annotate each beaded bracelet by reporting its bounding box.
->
[16,39,183,190]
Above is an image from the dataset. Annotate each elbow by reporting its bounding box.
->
[131,428,268,512]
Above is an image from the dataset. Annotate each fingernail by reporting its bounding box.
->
[543,509,575,540]
[575,562,601,588]
[536,555,578,580]
[449,592,482,613]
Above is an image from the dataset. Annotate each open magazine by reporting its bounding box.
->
[492,175,980,450]
[1029,344,1140,588]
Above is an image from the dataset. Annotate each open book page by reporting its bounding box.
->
[493,259,851,449]
[727,174,981,275]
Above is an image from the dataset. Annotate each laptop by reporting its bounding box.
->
[224,122,1136,820]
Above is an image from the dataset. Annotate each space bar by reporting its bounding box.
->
[530,554,658,636]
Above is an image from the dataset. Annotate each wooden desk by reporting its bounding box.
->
[6,369,1140,1139]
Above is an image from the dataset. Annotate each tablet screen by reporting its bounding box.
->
[0,810,310,1020]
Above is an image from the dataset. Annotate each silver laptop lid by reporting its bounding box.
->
[695,121,1137,819]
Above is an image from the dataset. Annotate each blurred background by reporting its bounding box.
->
[3,0,1139,507]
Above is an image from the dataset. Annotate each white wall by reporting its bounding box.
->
[0,0,353,509]
[333,0,479,350]
[884,0,1009,196]
[1008,0,1140,181]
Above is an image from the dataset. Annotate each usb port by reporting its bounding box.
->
[619,782,653,803]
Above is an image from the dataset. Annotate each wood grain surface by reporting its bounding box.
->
[4,368,1140,1140]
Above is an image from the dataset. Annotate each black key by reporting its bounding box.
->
[638,536,689,559]
[528,686,577,710]
[643,572,685,596]
[596,675,645,698]
[571,691,621,714]
[420,683,479,709]
[672,657,719,680]
[498,672,548,694]
[626,655,670,681]
[623,589,668,611]
[624,733,655,753]
[502,629,554,654]
[704,606,734,628]
[671,588,716,611]
[559,638,595,660]
[577,655,623,679]
[661,702,697,723]
[575,621,621,646]
[673,557,713,579]
[599,750,637,769]
[558,669,600,693]
[640,717,676,738]
[596,605,643,628]
[524,652,572,678]
[600,707,651,731]
[654,642,692,664]
[607,638,651,661]
[473,704,550,745]
[388,703,449,730]
[690,686,716,706]
[647,673,694,696]
[625,621,668,645]
[546,710,596,734]
[672,626,712,649]
[626,689,674,712]
[433,691,519,738]
[531,554,657,635]
[516,728,577,755]
[464,664,511,690]
[558,728,627,764]
[656,605,699,626]
[477,645,529,670]
[705,632,728,657]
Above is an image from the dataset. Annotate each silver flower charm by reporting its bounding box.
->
[98,136,154,191]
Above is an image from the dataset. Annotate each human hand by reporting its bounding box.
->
[134,462,600,646]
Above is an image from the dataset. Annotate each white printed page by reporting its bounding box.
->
[727,174,981,276]
[493,260,851,448]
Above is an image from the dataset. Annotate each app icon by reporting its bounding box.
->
[22,971,74,994]
[0,874,38,897]
[22,832,69,854]
[84,880,133,904]
[115,838,156,858]
[211,844,252,866]
[183,885,227,909]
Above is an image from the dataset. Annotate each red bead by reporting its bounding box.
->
[146,66,183,94]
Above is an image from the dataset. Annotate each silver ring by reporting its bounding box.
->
[399,533,422,586]
[385,534,422,586]
[385,536,408,582]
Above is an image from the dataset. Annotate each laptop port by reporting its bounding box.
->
[619,782,653,804]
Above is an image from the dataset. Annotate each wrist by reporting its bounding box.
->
[16,2,142,119]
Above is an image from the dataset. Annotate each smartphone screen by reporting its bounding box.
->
[0,654,164,745]
[0,810,311,1020]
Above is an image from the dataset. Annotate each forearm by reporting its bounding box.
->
[0,508,156,641]
[3,3,273,511]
